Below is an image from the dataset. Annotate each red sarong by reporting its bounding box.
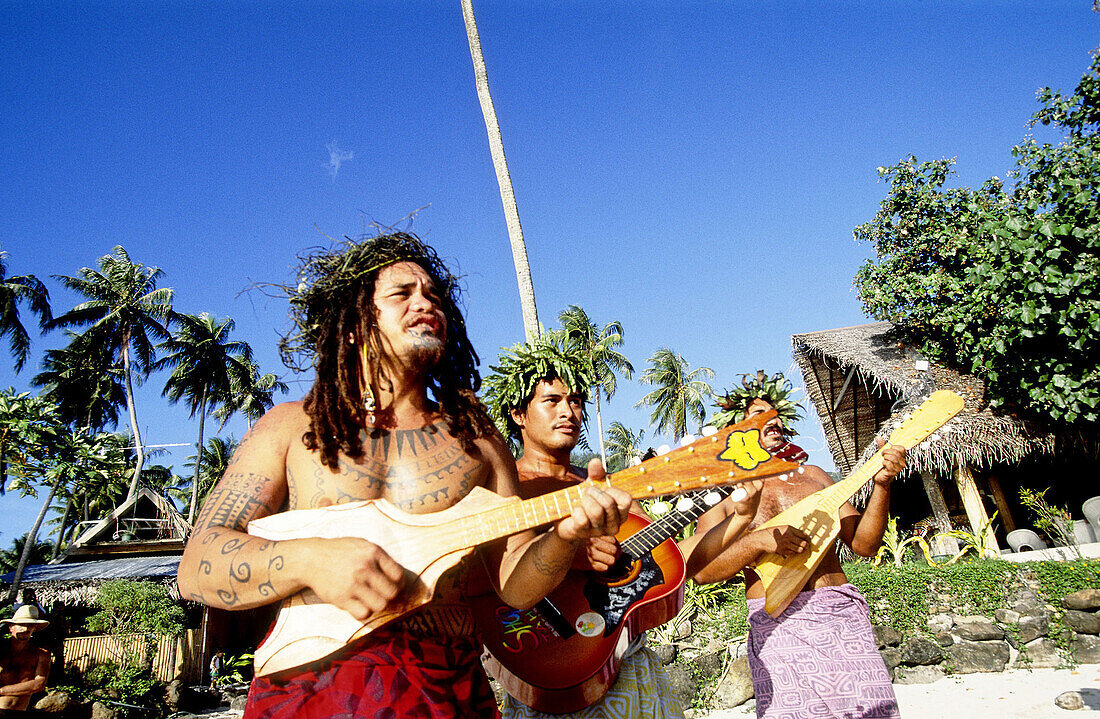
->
[243,624,499,718]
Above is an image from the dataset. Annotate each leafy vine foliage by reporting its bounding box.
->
[854,51,1099,423]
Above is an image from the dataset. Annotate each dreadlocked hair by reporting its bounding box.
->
[282,231,496,470]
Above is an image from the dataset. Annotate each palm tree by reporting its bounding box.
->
[635,348,715,443]
[169,436,237,514]
[50,245,174,499]
[557,305,633,468]
[0,534,52,576]
[0,250,52,372]
[460,0,540,342]
[215,357,288,430]
[604,421,647,473]
[32,330,126,432]
[155,312,251,523]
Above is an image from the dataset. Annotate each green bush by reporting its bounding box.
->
[57,662,166,719]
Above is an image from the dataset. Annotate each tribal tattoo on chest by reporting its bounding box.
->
[302,422,486,512]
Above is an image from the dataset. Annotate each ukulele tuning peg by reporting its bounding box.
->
[676,496,695,512]
[680,434,697,446]
[702,425,718,437]
[657,444,672,456]
[703,491,722,505]
[729,487,748,502]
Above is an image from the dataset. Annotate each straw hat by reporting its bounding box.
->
[1,605,49,627]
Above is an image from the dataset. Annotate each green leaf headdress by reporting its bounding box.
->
[708,370,804,433]
[481,331,593,446]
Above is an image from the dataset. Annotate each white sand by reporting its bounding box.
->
[699,666,1100,718]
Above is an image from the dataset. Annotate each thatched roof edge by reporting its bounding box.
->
[791,322,1097,485]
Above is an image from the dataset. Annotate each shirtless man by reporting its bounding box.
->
[482,342,763,719]
[692,397,906,719]
[176,233,631,718]
[0,605,51,714]
[492,360,683,719]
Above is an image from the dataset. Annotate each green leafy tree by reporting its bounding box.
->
[635,348,715,442]
[0,249,52,372]
[557,305,633,468]
[854,51,1100,423]
[86,579,186,671]
[0,389,61,496]
[603,421,646,473]
[50,246,175,497]
[155,312,250,523]
[214,357,287,430]
[7,426,114,603]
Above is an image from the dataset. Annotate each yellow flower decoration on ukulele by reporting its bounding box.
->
[718,429,771,470]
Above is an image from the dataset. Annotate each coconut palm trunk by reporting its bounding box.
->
[52,497,73,559]
[460,0,540,342]
[593,392,607,468]
[121,341,145,499]
[5,477,60,603]
[189,386,207,524]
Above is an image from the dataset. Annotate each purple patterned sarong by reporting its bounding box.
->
[747,584,900,719]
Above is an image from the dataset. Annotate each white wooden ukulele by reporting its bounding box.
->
[752,390,964,617]
[247,410,800,676]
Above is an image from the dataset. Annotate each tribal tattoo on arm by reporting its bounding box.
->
[185,472,290,609]
[528,534,580,577]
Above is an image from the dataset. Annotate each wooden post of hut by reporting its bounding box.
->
[921,472,959,556]
[985,473,1017,533]
[954,464,1000,555]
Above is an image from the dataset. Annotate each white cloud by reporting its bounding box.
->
[326,140,354,178]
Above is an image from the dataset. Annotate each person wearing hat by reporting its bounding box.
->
[0,605,51,713]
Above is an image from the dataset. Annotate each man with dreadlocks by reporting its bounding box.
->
[177,233,631,718]
[691,371,906,719]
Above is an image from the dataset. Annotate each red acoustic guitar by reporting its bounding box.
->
[475,484,737,714]
[247,410,797,677]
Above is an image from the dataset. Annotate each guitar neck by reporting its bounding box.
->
[447,411,798,553]
[622,487,735,560]
[804,453,883,516]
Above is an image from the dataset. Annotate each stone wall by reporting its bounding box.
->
[665,586,1100,715]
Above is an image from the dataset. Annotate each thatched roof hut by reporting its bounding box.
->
[792,321,1100,551]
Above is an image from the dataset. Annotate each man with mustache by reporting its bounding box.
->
[692,382,906,719]
[177,233,631,718]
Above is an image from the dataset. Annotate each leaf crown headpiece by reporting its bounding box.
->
[481,331,593,442]
[709,369,805,432]
[277,231,461,370]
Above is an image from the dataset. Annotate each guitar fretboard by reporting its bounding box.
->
[622,486,736,560]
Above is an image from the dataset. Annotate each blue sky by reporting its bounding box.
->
[1,1,1096,542]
